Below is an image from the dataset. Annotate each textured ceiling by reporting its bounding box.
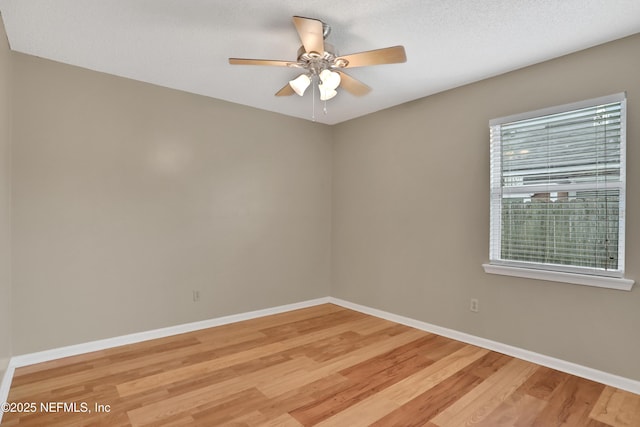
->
[1,0,640,125]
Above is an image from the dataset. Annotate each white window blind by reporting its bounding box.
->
[489,93,626,278]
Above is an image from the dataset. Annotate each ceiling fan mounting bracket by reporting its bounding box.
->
[322,22,331,40]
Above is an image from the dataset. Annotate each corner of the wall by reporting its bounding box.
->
[0,358,15,423]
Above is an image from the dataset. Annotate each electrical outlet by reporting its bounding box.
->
[192,290,200,302]
[470,298,479,313]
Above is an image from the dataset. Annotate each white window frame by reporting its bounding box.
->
[483,93,634,291]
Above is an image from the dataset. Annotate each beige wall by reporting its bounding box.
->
[11,53,332,353]
[332,33,640,381]
[0,17,12,373]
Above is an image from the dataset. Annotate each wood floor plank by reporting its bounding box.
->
[117,315,380,397]
[312,345,490,426]
[530,375,606,426]
[416,336,467,361]
[589,386,640,427]
[369,352,512,426]
[474,391,548,427]
[2,304,638,427]
[430,357,539,426]
[125,357,312,426]
[369,370,484,427]
[290,339,435,425]
[383,345,490,405]
[518,365,570,401]
[257,328,427,398]
[188,387,271,426]
[256,413,304,427]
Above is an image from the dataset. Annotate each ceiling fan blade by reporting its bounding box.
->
[338,45,407,68]
[229,58,294,67]
[292,16,324,55]
[275,83,295,96]
[337,71,371,97]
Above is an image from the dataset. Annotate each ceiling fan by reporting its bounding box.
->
[228,16,407,101]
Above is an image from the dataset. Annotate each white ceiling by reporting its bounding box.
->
[1,1,640,125]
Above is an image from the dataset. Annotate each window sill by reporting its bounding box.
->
[482,264,634,291]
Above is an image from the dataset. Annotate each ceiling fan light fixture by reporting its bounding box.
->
[318,84,337,101]
[319,69,341,90]
[229,16,406,110]
[289,74,311,96]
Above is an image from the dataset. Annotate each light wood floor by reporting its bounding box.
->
[2,304,639,426]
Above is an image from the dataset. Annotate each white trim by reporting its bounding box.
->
[489,92,626,126]
[618,97,628,275]
[9,297,330,368]
[0,360,15,422]
[328,297,640,395]
[482,263,634,291]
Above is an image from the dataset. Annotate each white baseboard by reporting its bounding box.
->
[0,358,15,423]
[10,297,331,369]
[328,297,640,395]
[1,294,637,422]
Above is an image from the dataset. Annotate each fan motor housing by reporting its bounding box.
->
[296,43,348,74]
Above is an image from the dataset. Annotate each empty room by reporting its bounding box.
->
[1,1,639,426]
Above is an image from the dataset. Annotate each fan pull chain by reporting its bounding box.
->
[323,100,328,115]
[311,75,316,122]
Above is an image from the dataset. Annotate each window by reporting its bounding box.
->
[483,93,634,290]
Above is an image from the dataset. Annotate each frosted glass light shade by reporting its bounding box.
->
[288,74,311,96]
[319,84,337,101]
[319,69,341,90]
